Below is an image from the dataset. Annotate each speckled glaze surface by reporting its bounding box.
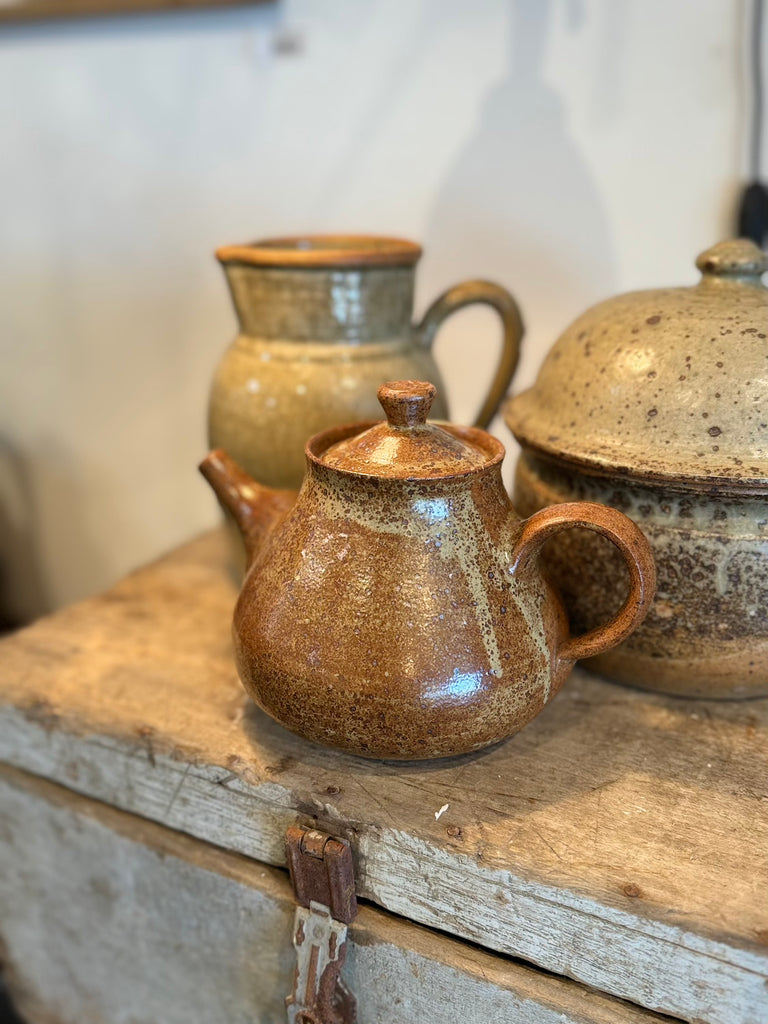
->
[515,453,768,698]
[506,239,768,487]
[209,234,524,492]
[201,381,655,760]
[505,240,768,699]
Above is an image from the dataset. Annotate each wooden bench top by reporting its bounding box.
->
[1,530,766,1023]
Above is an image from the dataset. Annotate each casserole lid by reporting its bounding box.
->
[320,380,495,478]
[505,240,768,488]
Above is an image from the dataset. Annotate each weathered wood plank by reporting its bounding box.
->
[0,765,667,1024]
[0,531,766,1023]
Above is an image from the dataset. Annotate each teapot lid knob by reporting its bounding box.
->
[377,380,436,427]
[320,378,496,476]
[695,238,768,282]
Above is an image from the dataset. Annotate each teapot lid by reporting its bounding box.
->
[320,381,493,478]
[505,239,768,489]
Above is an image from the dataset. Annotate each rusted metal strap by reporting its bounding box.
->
[285,826,357,1024]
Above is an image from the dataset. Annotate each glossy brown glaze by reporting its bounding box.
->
[505,239,768,699]
[201,382,655,759]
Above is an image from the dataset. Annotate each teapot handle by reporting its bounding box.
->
[416,280,523,428]
[510,502,656,664]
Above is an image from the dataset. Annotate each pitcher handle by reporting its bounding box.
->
[510,502,656,664]
[416,280,523,428]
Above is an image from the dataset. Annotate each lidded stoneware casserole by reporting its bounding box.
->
[201,380,655,759]
[505,239,768,698]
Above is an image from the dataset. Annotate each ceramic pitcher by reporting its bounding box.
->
[208,234,524,490]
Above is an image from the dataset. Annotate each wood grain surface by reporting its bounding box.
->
[0,765,667,1024]
[0,530,766,1023]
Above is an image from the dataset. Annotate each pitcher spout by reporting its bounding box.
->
[199,449,296,567]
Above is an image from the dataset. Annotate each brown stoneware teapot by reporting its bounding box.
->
[200,381,655,760]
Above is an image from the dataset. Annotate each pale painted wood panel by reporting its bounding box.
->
[0,532,766,1023]
[0,766,666,1024]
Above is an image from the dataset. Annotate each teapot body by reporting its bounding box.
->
[233,443,568,759]
[201,380,655,760]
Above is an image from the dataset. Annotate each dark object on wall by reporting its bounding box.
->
[738,182,768,246]
[736,0,768,246]
[0,0,273,23]
[0,979,25,1024]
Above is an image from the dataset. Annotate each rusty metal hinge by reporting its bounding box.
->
[285,826,358,1024]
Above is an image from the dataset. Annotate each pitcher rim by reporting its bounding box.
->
[216,234,422,269]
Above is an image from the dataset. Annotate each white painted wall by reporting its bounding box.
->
[0,0,754,619]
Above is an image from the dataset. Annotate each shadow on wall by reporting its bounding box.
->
[422,0,619,417]
[0,439,48,630]
[0,438,123,629]
[0,979,24,1024]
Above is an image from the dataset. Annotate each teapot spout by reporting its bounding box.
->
[199,450,296,567]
